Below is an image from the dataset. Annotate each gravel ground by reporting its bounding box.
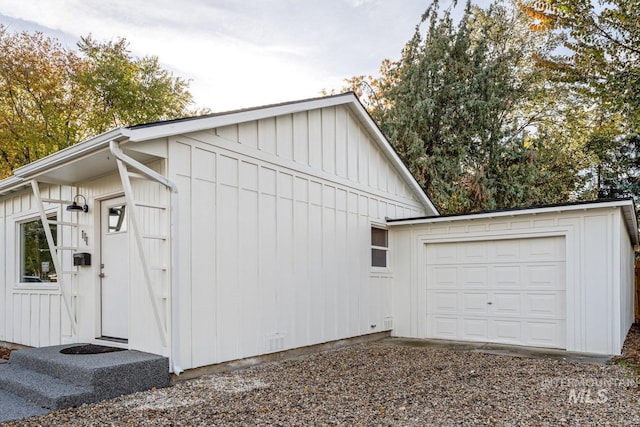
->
[3,340,640,426]
[613,323,640,366]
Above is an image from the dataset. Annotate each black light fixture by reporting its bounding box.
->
[66,195,89,213]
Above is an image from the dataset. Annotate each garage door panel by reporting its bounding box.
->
[431,243,457,263]
[493,266,520,287]
[463,241,488,261]
[492,293,521,315]
[522,237,566,261]
[525,320,565,347]
[426,236,566,350]
[431,267,457,287]
[430,291,458,313]
[525,264,565,289]
[461,318,488,339]
[463,267,488,287]
[492,320,522,343]
[462,293,489,314]
[491,239,520,260]
[430,316,458,339]
[523,293,565,318]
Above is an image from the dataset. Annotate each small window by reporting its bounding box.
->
[371,227,388,268]
[21,216,57,283]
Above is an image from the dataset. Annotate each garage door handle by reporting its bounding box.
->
[487,302,493,305]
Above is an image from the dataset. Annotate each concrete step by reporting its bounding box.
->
[0,389,49,424]
[9,344,170,401]
[0,363,94,410]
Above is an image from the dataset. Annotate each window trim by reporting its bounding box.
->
[15,210,60,290]
[370,224,391,273]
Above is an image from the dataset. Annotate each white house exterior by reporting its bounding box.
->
[0,93,637,374]
[0,93,436,373]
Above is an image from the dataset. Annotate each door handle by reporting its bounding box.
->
[98,273,105,278]
[487,302,493,305]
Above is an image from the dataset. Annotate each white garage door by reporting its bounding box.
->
[426,236,566,349]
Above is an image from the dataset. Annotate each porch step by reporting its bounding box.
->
[0,344,170,423]
[0,389,49,424]
[0,364,94,409]
[9,344,170,400]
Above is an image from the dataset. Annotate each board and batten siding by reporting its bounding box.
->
[0,184,76,347]
[73,163,169,357]
[0,160,170,356]
[169,105,426,369]
[390,207,635,355]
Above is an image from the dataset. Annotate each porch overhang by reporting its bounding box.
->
[2,128,165,191]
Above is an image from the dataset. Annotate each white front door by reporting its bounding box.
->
[100,196,129,341]
[425,236,566,349]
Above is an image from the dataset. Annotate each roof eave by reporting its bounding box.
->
[387,199,639,245]
[12,128,129,180]
[0,176,27,196]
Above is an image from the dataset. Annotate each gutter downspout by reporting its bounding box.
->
[109,141,183,375]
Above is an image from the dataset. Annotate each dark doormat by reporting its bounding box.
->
[60,344,126,355]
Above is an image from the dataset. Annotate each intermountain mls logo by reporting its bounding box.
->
[567,388,608,404]
[540,377,638,404]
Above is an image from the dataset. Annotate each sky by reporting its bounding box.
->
[0,0,457,113]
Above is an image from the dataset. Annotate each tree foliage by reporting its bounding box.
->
[338,0,583,213]
[519,0,640,123]
[0,27,87,176]
[519,0,640,200]
[0,27,194,178]
[76,36,193,134]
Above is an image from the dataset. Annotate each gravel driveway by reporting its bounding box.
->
[4,340,640,426]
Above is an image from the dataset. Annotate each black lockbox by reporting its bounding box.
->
[73,252,91,266]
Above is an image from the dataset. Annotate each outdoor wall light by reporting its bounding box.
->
[66,195,89,213]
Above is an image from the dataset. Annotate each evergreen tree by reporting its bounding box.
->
[344,1,581,213]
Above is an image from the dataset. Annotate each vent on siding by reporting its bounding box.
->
[264,332,286,353]
[383,317,394,330]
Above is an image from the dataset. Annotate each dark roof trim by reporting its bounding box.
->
[128,92,357,130]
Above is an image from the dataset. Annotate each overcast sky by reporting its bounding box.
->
[0,0,470,112]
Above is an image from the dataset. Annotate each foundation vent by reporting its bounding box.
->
[264,332,286,352]
[383,317,394,330]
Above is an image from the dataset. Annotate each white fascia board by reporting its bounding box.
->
[388,199,639,244]
[0,176,28,196]
[12,128,129,180]
[621,202,640,245]
[127,94,358,143]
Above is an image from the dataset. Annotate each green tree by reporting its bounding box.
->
[0,27,87,177]
[339,1,581,213]
[519,0,640,200]
[0,27,194,178]
[76,36,193,134]
[519,0,640,127]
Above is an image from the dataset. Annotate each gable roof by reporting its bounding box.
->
[0,93,438,215]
